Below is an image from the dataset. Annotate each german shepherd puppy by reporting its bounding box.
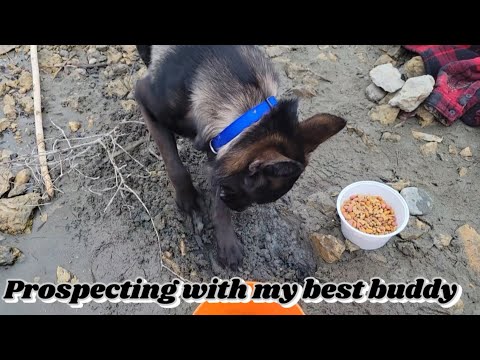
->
[134,45,346,269]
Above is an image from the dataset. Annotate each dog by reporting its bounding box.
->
[134,45,346,269]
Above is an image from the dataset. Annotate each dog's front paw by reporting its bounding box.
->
[175,186,201,214]
[218,236,243,270]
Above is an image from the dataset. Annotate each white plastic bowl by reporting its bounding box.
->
[336,181,409,250]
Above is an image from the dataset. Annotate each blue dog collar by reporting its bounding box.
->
[209,96,278,154]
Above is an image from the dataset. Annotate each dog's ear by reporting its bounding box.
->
[298,114,347,154]
[249,151,304,178]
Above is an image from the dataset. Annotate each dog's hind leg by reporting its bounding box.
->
[135,77,200,214]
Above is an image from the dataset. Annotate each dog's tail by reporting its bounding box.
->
[136,45,152,67]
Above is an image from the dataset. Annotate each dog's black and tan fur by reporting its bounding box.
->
[135,45,346,269]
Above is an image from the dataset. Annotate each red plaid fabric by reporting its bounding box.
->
[404,45,480,127]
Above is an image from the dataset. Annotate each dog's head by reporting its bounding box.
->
[213,98,346,211]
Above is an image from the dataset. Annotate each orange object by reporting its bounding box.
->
[193,281,305,315]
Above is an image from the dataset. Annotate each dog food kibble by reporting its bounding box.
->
[341,195,397,235]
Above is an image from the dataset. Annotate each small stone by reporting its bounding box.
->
[306,192,336,216]
[8,184,27,197]
[87,117,95,129]
[292,85,317,98]
[397,241,416,257]
[121,100,137,112]
[106,78,129,98]
[265,46,285,58]
[310,233,345,263]
[74,68,87,77]
[369,63,405,93]
[387,179,411,191]
[459,167,468,177]
[365,83,387,102]
[0,245,23,266]
[0,193,41,234]
[404,56,426,78]
[368,252,388,264]
[449,145,458,155]
[3,94,17,120]
[59,50,69,58]
[285,62,309,79]
[433,232,453,248]
[400,187,434,216]
[0,118,11,133]
[56,266,79,284]
[33,276,40,282]
[68,121,81,132]
[18,71,33,93]
[389,75,435,112]
[96,45,109,51]
[399,217,431,241]
[369,104,400,125]
[420,142,438,156]
[412,130,443,143]
[107,48,123,64]
[345,239,360,252]
[455,224,480,273]
[88,58,97,65]
[459,147,472,158]
[0,166,14,197]
[381,132,401,142]
[379,92,396,105]
[416,106,435,127]
[18,96,34,115]
[374,54,396,67]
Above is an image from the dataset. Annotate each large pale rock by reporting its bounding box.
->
[389,75,435,112]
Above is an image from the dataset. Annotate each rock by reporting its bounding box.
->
[450,299,464,315]
[106,78,129,98]
[0,245,22,266]
[96,45,109,51]
[33,276,40,282]
[0,118,11,133]
[416,106,435,127]
[399,218,431,241]
[365,83,387,102]
[381,132,401,142]
[389,75,435,112]
[459,147,472,158]
[68,121,81,132]
[3,94,17,120]
[121,100,137,112]
[412,130,443,143]
[285,62,309,79]
[433,232,453,248]
[374,54,396,67]
[292,85,317,98]
[0,193,41,234]
[0,45,19,55]
[265,46,286,58]
[449,145,458,155]
[0,150,13,163]
[420,142,438,156]
[400,187,433,216]
[88,58,97,65]
[107,48,123,64]
[0,166,13,197]
[310,233,345,263]
[18,96,34,115]
[18,71,33,93]
[59,49,69,58]
[387,179,411,191]
[404,56,426,78]
[397,241,416,257]
[8,184,27,197]
[455,224,480,273]
[306,192,336,216]
[387,46,402,59]
[459,167,468,177]
[56,266,79,284]
[0,82,7,97]
[368,252,388,264]
[369,104,400,125]
[369,63,405,93]
[379,92,396,105]
[345,239,360,252]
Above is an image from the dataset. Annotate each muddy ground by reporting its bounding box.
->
[0,45,478,315]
